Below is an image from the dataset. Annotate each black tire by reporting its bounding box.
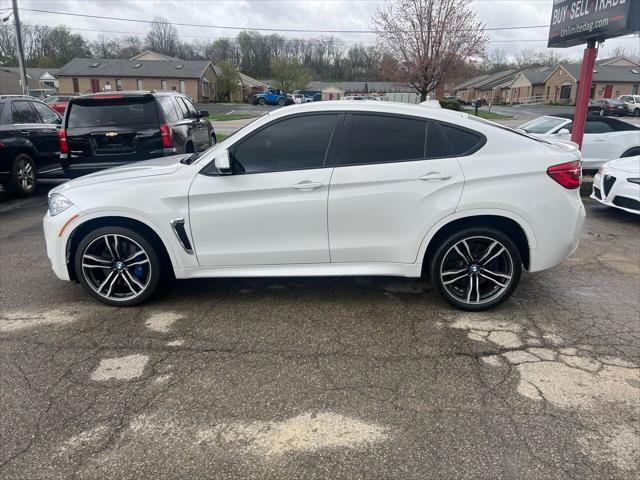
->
[185,142,194,154]
[277,98,285,106]
[634,108,640,117]
[211,132,217,145]
[258,98,266,106]
[4,153,37,196]
[429,227,522,311]
[74,226,162,306]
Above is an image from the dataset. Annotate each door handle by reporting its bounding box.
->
[20,131,30,136]
[419,172,451,181]
[291,181,323,190]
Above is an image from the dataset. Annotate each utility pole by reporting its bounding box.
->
[12,0,28,95]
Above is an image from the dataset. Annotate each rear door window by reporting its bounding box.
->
[12,101,39,124]
[177,97,197,118]
[439,124,484,156]
[337,114,426,165]
[158,96,179,123]
[31,101,60,124]
[585,121,614,134]
[67,97,158,127]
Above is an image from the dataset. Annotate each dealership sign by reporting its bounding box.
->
[548,0,640,48]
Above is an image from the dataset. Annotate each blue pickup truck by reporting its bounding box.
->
[252,89,294,106]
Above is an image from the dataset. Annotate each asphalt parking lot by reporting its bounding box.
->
[1,180,639,479]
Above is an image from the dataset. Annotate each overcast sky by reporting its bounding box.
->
[13,0,640,60]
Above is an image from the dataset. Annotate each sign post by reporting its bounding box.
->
[548,0,640,149]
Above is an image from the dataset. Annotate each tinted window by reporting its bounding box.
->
[337,114,426,165]
[177,97,197,118]
[585,121,614,134]
[232,114,337,174]
[31,101,60,124]
[175,97,190,118]
[426,122,450,158]
[12,101,39,124]
[440,124,483,156]
[158,96,179,123]
[67,98,158,127]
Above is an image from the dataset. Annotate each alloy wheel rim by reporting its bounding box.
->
[81,234,151,301]
[440,236,514,305]
[16,159,35,191]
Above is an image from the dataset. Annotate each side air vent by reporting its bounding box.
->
[170,218,193,254]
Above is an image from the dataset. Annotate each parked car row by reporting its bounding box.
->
[518,114,640,172]
[587,96,640,117]
[0,91,216,195]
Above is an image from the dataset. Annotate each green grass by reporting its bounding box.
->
[207,113,255,121]
[464,109,511,120]
[215,133,228,143]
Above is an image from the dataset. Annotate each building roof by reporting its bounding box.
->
[451,74,489,91]
[306,81,415,93]
[4,67,60,80]
[129,50,182,62]
[557,63,640,83]
[518,66,555,85]
[475,70,517,90]
[239,73,268,89]
[57,58,214,79]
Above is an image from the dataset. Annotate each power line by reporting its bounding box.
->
[21,8,552,33]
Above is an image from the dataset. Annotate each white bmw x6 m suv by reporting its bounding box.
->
[44,102,585,310]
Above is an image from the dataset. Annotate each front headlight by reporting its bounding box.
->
[628,178,640,185]
[48,194,74,216]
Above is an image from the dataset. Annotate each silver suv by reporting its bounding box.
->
[618,95,640,117]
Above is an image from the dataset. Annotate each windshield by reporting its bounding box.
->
[519,116,567,134]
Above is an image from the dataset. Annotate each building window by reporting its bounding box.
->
[161,79,167,90]
[633,84,639,95]
[202,78,210,97]
[116,78,123,91]
[72,77,79,93]
[589,83,596,99]
[179,80,186,94]
[136,79,143,90]
[559,83,572,100]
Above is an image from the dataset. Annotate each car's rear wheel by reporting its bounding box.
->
[258,98,266,106]
[211,132,217,145]
[430,228,522,311]
[75,226,161,306]
[599,108,605,117]
[277,98,285,106]
[4,153,37,196]
[634,108,640,117]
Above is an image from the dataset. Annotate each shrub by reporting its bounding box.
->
[439,99,462,111]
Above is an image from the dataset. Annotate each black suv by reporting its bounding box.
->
[0,95,63,196]
[61,91,216,177]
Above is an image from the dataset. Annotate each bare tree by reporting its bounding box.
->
[373,0,488,100]
[145,16,178,57]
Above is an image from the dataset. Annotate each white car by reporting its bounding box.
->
[420,100,442,109]
[519,114,640,171]
[43,102,585,311]
[618,95,640,117]
[591,155,640,215]
[291,94,305,105]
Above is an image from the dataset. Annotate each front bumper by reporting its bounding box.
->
[591,170,640,215]
[43,207,81,281]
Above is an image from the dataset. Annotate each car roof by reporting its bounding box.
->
[71,90,186,101]
[267,100,468,123]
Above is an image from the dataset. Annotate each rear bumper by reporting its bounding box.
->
[61,148,176,176]
[525,190,585,272]
[592,170,640,215]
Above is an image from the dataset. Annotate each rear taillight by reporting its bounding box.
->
[547,160,581,189]
[160,123,173,148]
[58,128,69,154]
[0,142,5,149]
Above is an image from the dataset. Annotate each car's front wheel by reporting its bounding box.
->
[430,228,522,311]
[634,108,640,117]
[599,108,605,117]
[75,226,161,306]
[4,153,37,196]
[258,98,266,106]
[277,98,285,106]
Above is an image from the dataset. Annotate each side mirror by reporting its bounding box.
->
[214,150,232,175]
[199,110,209,118]
[557,128,570,135]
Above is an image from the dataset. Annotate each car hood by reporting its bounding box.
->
[52,154,190,194]
[606,155,640,174]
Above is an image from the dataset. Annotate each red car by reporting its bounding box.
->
[43,94,77,114]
